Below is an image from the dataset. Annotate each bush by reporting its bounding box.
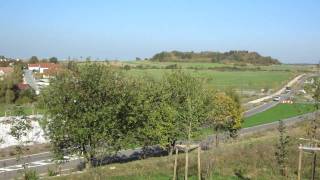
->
[165,64,179,69]
[24,170,39,180]
[47,168,58,176]
[123,65,131,70]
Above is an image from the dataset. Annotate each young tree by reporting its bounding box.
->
[9,106,34,177]
[132,78,177,158]
[206,92,243,146]
[275,120,290,176]
[160,71,208,154]
[5,89,15,103]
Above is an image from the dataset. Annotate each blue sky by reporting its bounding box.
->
[0,0,319,63]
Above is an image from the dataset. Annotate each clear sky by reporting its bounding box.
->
[0,0,319,63]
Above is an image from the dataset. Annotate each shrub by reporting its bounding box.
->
[24,170,39,180]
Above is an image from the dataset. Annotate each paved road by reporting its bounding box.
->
[23,69,38,92]
[0,73,311,179]
[244,73,309,117]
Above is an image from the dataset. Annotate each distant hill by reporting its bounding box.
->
[150,50,281,65]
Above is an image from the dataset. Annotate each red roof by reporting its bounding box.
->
[16,83,31,90]
[0,67,13,74]
[28,63,59,69]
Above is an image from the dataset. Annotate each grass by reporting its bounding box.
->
[0,103,43,117]
[194,103,316,140]
[50,122,317,180]
[243,103,315,127]
[125,61,316,72]
[125,69,295,91]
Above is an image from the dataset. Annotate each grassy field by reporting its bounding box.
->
[125,60,315,72]
[125,69,295,91]
[243,103,315,127]
[0,103,42,116]
[51,122,317,180]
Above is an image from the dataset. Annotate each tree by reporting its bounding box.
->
[40,63,140,168]
[275,120,290,176]
[29,56,39,64]
[9,106,34,177]
[49,57,58,64]
[5,89,15,103]
[206,92,243,146]
[160,71,209,154]
[132,78,177,158]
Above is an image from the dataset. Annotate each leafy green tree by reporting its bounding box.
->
[9,106,33,177]
[5,89,15,103]
[275,120,289,176]
[40,63,140,168]
[160,71,208,154]
[206,92,243,146]
[49,57,58,64]
[132,78,177,157]
[29,56,39,64]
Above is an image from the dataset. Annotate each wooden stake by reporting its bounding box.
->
[173,148,178,180]
[185,121,191,180]
[298,144,303,180]
[198,146,201,180]
[311,153,317,180]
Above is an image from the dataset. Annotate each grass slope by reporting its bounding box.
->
[243,103,315,127]
[51,122,317,180]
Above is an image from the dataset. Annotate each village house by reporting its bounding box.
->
[0,67,13,79]
[28,63,59,74]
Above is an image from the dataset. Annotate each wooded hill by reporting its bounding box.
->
[151,50,281,65]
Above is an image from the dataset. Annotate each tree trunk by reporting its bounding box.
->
[215,133,219,147]
[169,140,176,156]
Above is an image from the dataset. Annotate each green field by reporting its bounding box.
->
[194,103,316,140]
[243,103,315,127]
[125,60,315,72]
[125,69,295,91]
[0,104,42,116]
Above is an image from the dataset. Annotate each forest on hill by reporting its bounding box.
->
[150,50,281,65]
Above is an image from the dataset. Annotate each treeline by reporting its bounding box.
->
[151,50,280,65]
[40,63,243,168]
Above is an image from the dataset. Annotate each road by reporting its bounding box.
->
[244,73,309,117]
[23,70,39,93]
[0,73,310,179]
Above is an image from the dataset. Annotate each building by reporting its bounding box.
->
[16,83,31,91]
[28,63,59,74]
[0,67,13,78]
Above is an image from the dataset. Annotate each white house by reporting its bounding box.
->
[28,63,58,73]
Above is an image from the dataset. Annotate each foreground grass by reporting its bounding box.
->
[243,103,315,127]
[51,122,317,180]
[0,103,44,117]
